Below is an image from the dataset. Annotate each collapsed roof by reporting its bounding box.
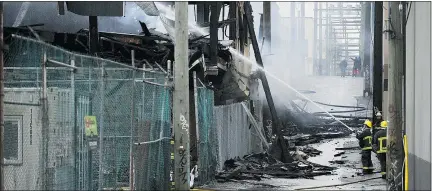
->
[3,1,251,105]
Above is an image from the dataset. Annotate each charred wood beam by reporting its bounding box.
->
[204,3,210,25]
[196,2,209,26]
[238,8,246,53]
[244,2,292,163]
[4,27,172,67]
[228,2,237,40]
[138,21,152,36]
[190,34,210,43]
[75,37,89,52]
[58,2,65,15]
[79,28,172,42]
[197,18,236,28]
[26,26,41,40]
[89,16,99,54]
[99,36,168,57]
[210,2,222,67]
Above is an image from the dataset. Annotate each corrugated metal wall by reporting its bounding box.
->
[213,102,264,171]
[405,2,432,190]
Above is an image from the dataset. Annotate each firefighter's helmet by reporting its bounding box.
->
[380,120,388,128]
[364,120,373,128]
[376,112,382,117]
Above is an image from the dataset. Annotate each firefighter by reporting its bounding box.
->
[339,59,348,77]
[373,120,388,179]
[356,119,374,174]
[350,57,361,77]
[373,112,384,127]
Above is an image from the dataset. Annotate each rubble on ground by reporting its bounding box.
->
[334,151,345,157]
[329,160,347,165]
[298,146,322,158]
[286,132,349,146]
[215,152,336,182]
[215,124,362,183]
[215,92,366,183]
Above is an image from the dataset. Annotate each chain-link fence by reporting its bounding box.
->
[4,35,172,190]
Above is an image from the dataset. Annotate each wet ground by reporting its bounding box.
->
[202,136,387,190]
[200,76,386,190]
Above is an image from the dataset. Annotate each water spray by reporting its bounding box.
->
[156,3,354,132]
[227,47,353,132]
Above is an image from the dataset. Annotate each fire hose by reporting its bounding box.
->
[294,176,382,190]
[312,100,366,109]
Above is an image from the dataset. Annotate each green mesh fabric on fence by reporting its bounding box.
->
[134,72,172,191]
[4,35,172,190]
[196,87,217,185]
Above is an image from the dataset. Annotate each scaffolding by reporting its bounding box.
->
[315,2,362,76]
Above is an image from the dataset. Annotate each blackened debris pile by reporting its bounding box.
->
[216,153,336,182]
[299,146,322,158]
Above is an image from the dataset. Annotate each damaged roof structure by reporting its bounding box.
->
[3,1,251,105]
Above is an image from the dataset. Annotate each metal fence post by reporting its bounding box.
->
[98,63,105,190]
[41,52,49,190]
[193,71,199,181]
[71,58,78,190]
[87,61,93,191]
[129,50,136,190]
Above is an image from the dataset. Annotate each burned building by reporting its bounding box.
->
[3,1,257,189]
[3,1,251,105]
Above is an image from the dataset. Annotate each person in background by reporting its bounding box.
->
[374,111,384,127]
[373,120,388,179]
[351,57,361,77]
[340,59,348,77]
[356,119,374,175]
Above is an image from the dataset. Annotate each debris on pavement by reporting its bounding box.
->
[215,152,336,182]
[215,126,356,183]
[299,146,322,157]
[329,160,347,165]
[334,151,346,157]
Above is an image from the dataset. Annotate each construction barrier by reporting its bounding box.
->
[4,35,171,190]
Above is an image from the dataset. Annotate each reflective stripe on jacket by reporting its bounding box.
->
[373,128,387,153]
[362,136,372,150]
[356,127,372,150]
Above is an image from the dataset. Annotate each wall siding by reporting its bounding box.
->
[406,2,432,190]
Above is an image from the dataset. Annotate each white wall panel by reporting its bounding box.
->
[406,2,432,190]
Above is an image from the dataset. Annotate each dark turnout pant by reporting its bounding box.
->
[340,68,346,77]
[361,150,374,174]
[377,153,386,178]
